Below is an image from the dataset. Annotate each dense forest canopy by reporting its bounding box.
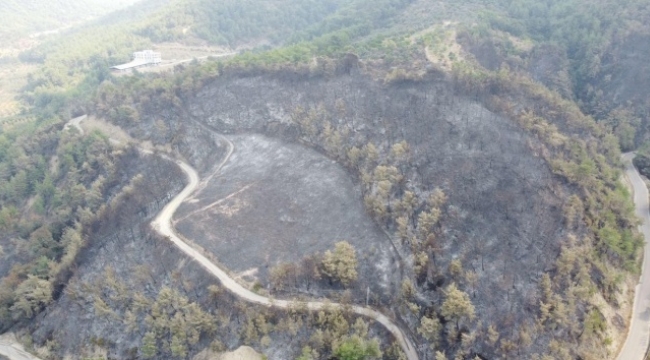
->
[0,0,139,41]
[476,0,650,145]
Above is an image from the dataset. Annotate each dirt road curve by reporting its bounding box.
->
[0,339,40,360]
[151,149,419,360]
[618,153,650,360]
[63,115,86,135]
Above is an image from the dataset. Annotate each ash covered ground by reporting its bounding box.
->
[174,134,401,300]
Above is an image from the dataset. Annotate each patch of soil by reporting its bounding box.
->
[194,346,263,360]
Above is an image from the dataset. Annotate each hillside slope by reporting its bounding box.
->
[79,50,639,358]
[0,0,139,39]
[458,0,650,148]
[1,0,649,359]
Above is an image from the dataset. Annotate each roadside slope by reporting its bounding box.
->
[618,153,650,360]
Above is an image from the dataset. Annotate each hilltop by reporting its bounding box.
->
[0,0,649,359]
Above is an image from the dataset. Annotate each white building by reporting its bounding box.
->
[110,50,162,72]
[133,50,162,64]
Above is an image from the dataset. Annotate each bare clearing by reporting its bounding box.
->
[193,346,263,360]
[80,116,134,144]
[79,116,163,152]
[408,22,465,71]
[174,134,400,298]
[423,27,465,71]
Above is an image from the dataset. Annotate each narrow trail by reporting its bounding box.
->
[151,134,420,360]
[174,183,255,224]
[617,152,650,360]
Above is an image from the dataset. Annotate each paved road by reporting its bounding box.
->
[618,152,650,360]
[151,138,420,360]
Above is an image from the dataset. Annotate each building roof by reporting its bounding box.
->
[110,59,148,70]
[135,50,159,55]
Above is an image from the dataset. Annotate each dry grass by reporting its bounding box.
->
[0,38,39,58]
[0,62,36,95]
[506,33,534,52]
[80,116,135,145]
[0,101,21,118]
[1,115,37,130]
[0,61,36,122]
[80,116,171,155]
[411,22,466,72]
[596,285,633,357]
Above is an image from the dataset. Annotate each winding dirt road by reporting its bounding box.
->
[0,336,40,360]
[617,153,650,360]
[151,138,419,360]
